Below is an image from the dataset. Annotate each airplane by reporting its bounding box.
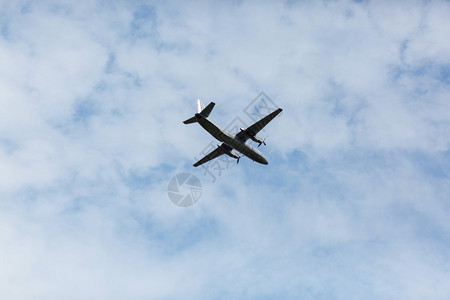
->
[183,99,282,167]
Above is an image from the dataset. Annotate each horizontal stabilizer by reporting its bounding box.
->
[183,116,197,124]
[200,102,215,118]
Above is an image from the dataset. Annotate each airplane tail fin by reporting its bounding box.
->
[197,99,205,113]
[183,99,215,124]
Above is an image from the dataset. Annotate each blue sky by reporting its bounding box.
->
[1,0,450,299]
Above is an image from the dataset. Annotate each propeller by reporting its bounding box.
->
[236,157,240,164]
[258,137,267,147]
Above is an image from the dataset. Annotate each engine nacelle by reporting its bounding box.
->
[217,144,240,159]
[240,128,266,146]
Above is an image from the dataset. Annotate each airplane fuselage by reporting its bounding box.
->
[195,113,268,164]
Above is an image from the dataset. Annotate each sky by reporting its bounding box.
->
[1,0,450,299]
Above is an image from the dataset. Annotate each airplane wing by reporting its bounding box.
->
[235,108,283,143]
[193,146,225,167]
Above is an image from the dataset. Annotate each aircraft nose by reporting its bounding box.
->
[261,156,268,165]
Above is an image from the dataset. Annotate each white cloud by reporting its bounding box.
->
[1,0,450,299]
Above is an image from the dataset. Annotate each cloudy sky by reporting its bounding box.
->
[1,0,450,299]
